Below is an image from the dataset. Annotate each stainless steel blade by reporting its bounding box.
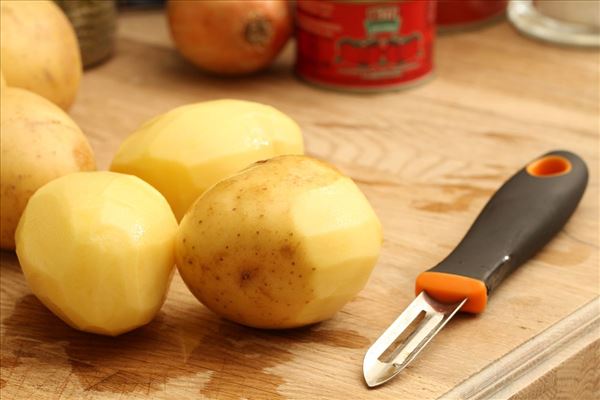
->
[363,291,467,388]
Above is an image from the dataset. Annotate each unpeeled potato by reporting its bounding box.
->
[111,99,304,220]
[176,155,382,329]
[0,0,82,110]
[0,87,95,249]
[16,172,178,336]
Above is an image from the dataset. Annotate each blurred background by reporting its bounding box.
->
[1,1,598,399]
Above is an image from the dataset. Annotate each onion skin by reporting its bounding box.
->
[167,0,293,76]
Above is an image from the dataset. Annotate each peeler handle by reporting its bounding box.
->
[416,150,588,313]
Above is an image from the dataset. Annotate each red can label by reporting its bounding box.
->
[436,0,507,28]
[295,0,435,91]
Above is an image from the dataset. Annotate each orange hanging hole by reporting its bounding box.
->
[526,155,572,178]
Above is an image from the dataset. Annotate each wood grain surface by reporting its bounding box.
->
[1,10,599,400]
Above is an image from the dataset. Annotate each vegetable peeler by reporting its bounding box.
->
[363,150,588,388]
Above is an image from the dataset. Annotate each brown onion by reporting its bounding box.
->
[167,0,293,75]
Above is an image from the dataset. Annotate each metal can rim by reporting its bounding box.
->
[294,68,436,94]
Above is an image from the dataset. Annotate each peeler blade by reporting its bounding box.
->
[363,291,467,388]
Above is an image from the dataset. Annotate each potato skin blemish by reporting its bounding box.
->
[175,155,382,329]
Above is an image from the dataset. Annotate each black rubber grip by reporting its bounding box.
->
[427,150,588,294]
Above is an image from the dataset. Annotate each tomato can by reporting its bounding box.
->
[436,0,507,32]
[295,0,436,92]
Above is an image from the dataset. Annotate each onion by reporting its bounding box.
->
[167,0,293,75]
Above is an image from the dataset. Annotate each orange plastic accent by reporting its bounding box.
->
[415,272,488,314]
[526,155,572,178]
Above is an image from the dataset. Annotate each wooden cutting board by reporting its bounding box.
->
[1,10,598,400]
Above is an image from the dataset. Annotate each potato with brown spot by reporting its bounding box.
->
[176,155,382,329]
[0,87,95,249]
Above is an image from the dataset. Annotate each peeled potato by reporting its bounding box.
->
[111,99,304,220]
[0,0,82,110]
[16,172,178,336]
[176,155,382,329]
[0,87,95,250]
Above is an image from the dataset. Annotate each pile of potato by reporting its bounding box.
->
[1,1,382,336]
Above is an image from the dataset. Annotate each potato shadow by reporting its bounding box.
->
[102,37,301,106]
[0,249,19,269]
[2,293,369,398]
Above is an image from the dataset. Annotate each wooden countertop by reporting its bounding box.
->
[1,9,598,400]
